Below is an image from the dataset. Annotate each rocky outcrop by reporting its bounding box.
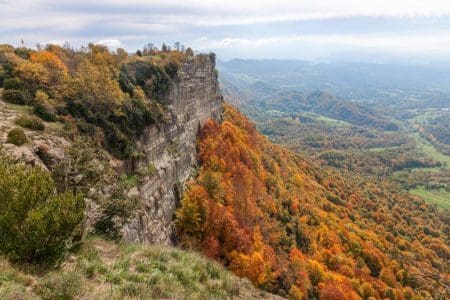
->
[121,54,223,245]
[0,93,71,171]
[0,54,223,246]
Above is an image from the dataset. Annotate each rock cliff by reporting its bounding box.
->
[121,54,223,245]
[0,53,223,246]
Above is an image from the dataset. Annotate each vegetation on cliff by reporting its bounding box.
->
[176,104,449,299]
[0,43,192,158]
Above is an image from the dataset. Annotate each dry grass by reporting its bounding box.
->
[0,237,279,300]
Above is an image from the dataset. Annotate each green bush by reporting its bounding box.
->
[0,63,13,88]
[6,128,27,145]
[0,157,85,263]
[145,163,157,176]
[2,89,29,105]
[35,272,84,299]
[65,95,158,159]
[76,120,97,136]
[34,102,57,122]
[0,72,4,88]
[3,78,23,90]
[119,61,170,101]
[15,115,45,131]
[13,47,32,59]
[164,60,179,78]
[33,90,57,122]
[94,193,138,240]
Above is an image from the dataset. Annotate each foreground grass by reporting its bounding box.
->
[410,187,450,210]
[0,237,276,300]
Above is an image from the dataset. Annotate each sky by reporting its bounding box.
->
[1,0,450,62]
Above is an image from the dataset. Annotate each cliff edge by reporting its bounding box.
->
[121,54,223,244]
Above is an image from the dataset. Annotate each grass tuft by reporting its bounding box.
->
[0,237,274,299]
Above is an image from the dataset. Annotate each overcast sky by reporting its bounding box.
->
[1,0,450,62]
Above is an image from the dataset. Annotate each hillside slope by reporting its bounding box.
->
[0,237,281,300]
[219,72,398,131]
[176,105,449,299]
[270,91,399,131]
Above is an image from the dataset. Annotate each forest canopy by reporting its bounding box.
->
[176,104,449,299]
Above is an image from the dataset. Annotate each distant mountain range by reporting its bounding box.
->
[218,59,450,94]
[218,62,402,130]
[269,90,399,130]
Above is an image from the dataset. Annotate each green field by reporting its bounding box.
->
[408,108,441,123]
[308,113,352,126]
[413,133,450,169]
[368,146,401,152]
[410,187,450,210]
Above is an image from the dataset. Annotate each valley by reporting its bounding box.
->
[218,59,450,211]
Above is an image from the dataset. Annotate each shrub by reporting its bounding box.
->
[35,272,84,299]
[76,121,96,136]
[114,97,157,139]
[0,157,85,263]
[65,95,158,159]
[0,67,4,87]
[6,128,27,145]
[134,163,158,180]
[94,193,138,240]
[3,78,23,90]
[119,61,170,101]
[164,60,179,78]
[34,102,57,122]
[103,121,134,159]
[13,47,32,59]
[2,89,29,105]
[15,115,45,131]
[33,91,57,122]
[146,163,157,176]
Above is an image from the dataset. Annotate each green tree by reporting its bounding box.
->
[0,157,84,263]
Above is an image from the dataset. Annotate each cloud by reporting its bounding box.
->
[37,1,450,25]
[42,40,67,46]
[95,39,122,48]
[193,32,450,49]
[1,0,450,61]
[3,1,450,29]
[192,32,450,57]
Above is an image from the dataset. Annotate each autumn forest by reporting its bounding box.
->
[0,41,448,300]
[176,105,449,299]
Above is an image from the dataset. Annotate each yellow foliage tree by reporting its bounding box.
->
[229,228,277,288]
[175,185,209,241]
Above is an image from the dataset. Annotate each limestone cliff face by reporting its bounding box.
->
[0,54,223,246]
[121,54,223,245]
